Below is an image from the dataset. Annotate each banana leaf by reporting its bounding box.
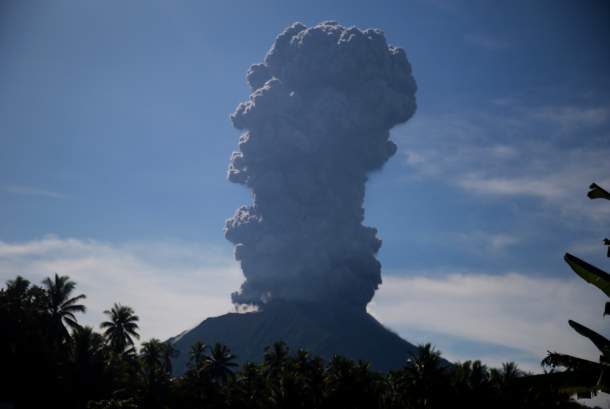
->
[541,352,601,371]
[520,369,600,395]
[588,183,610,200]
[569,320,610,355]
[564,253,610,297]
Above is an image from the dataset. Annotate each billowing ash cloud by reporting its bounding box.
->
[225,21,417,309]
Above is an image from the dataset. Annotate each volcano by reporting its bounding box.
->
[170,301,417,376]
[171,21,419,375]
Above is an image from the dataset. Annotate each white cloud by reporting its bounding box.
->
[0,236,243,342]
[449,231,520,256]
[531,106,610,130]
[456,174,565,199]
[1,236,607,375]
[398,109,610,221]
[566,238,608,257]
[369,271,606,373]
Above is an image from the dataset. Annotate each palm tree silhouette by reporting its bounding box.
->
[42,273,86,342]
[491,361,522,388]
[70,326,107,406]
[263,341,289,378]
[399,343,448,409]
[141,339,163,368]
[232,362,267,409]
[71,325,106,365]
[140,339,175,408]
[5,276,31,299]
[188,341,208,371]
[140,339,166,386]
[205,343,237,384]
[140,339,176,377]
[100,303,139,355]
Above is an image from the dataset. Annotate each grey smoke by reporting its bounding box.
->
[225,21,417,309]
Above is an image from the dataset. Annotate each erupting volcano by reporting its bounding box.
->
[172,21,418,375]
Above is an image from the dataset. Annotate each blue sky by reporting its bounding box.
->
[1,0,610,377]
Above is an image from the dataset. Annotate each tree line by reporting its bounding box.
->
[0,273,588,409]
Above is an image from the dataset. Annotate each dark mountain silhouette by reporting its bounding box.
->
[170,300,418,376]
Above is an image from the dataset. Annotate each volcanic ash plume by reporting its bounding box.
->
[225,21,417,309]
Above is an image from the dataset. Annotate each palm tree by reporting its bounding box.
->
[232,362,267,409]
[324,356,382,409]
[71,326,106,366]
[3,275,46,314]
[140,339,176,378]
[5,276,31,300]
[100,303,139,355]
[161,341,178,376]
[141,339,163,368]
[188,341,208,371]
[71,326,108,405]
[42,273,86,342]
[263,341,289,378]
[489,362,524,407]
[140,340,170,408]
[140,338,170,400]
[399,343,448,409]
[205,343,237,384]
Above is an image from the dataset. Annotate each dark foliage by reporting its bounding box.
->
[540,183,610,399]
[0,275,588,409]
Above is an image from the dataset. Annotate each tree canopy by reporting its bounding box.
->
[0,273,590,409]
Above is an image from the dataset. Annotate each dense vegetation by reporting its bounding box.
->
[0,274,588,409]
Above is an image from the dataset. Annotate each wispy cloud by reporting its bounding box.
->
[531,106,610,130]
[451,231,520,255]
[369,271,606,373]
[0,236,243,342]
[456,174,564,199]
[398,106,610,220]
[1,185,65,199]
[1,236,604,373]
[566,238,609,257]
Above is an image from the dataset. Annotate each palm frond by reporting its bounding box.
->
[64,316,81,330]
[42,277,53,289]
[63,311,77,322]
[100,321,113,329]
[126,329,140,340]
[63,304,87,314]
[62,293,87,307]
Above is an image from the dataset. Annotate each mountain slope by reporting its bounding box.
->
[170,300,418,376]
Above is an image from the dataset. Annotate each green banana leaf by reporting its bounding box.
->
[588,183,610,200]
[564,253,610,298]
[569,320,610,355]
